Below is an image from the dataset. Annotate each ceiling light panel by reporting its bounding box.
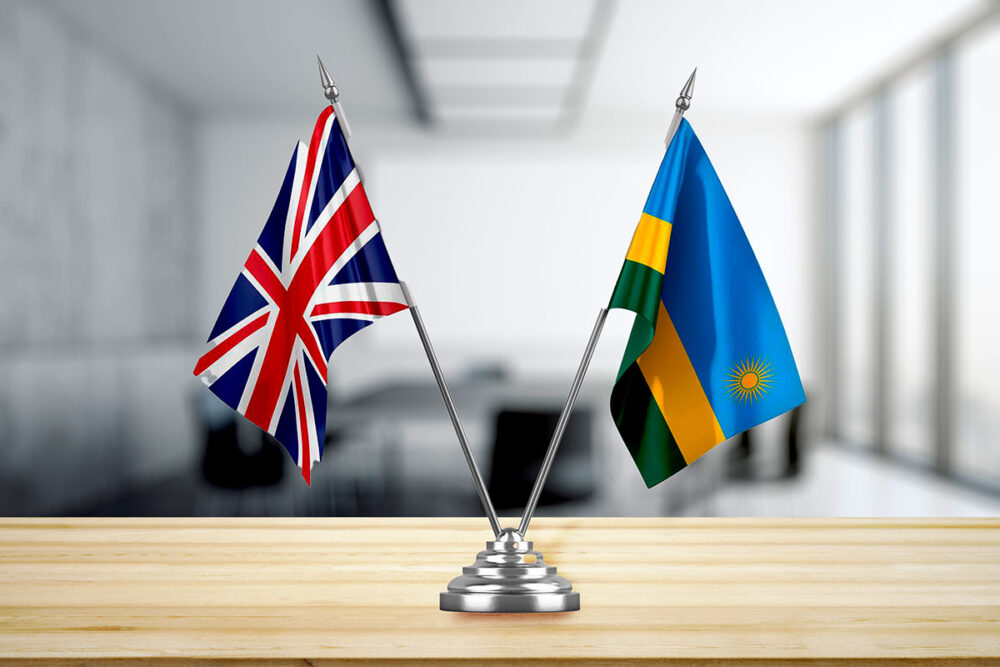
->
[416,57,578,88]
[433,103,565,124]
[396,0,596,40]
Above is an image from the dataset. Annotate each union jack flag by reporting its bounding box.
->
[194,106,408,484]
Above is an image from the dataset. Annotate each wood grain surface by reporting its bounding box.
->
[0,517,998,664]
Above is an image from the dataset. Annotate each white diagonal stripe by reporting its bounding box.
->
[281,142,308,277]
[304,219,380,312]
[289,168,363,278]
[310,312,381,323]
[296,354,321,465]
[204,306,271,348]
[195,327,269,388]
[296,112,335,260]
[312,281,407,307]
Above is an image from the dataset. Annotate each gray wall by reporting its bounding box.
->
[0,2,200,513]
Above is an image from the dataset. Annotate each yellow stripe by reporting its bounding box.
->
[636,302,725,463]
[624,213,671,273]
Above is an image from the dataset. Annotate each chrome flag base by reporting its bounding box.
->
[440,528,580,613]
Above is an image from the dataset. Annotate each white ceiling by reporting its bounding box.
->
[42,0,411,116]
[400,0,596,40]
[591,0,991,117]
[395,0,605,128]
[43,0,991,122]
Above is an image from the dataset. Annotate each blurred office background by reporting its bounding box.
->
[1,0,998,517]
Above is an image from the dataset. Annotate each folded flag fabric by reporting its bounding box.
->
[194,107,408,484]
[609,119,805,487]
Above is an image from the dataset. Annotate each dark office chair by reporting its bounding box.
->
[200,418,286,489]
[785,404,804,478]
[725,402,807,481]
[487,408,595,511]
[195,393,284,489]
[727,429,756,480]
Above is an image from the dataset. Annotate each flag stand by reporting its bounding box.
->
[319,57,696,613]
[406,292,580,610]
[437,68,697,613]
[515,68,697,540]
[435,308,612,613]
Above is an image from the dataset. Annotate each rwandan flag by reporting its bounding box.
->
[609,119,805,487]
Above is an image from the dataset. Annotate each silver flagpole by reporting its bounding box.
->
[317,56,502,537]
[399,283,502,537]
[517,68,698,538]
[517,308,607,536]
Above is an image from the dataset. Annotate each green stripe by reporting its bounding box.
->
[609,259,663,326]
[609,259,663,379]
[610,363,687,488]
[609,258,683,487]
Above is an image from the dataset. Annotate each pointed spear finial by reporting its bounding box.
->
[676,67,696,111]
[317,54,339,103]
[316,54,352,138]
[665,67,697,149]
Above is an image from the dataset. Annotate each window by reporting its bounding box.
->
[837,105,876,448]
[886,65,935,464]
[824,12,1000,492]
[955,26,1000,487]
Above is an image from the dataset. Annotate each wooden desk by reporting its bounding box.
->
[1,518,998,664]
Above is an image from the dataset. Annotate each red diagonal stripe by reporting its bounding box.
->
[290,106,335,260]
[244,250,286,304]
[297,318,328,379]
[244,184,375,431]
[293,364,311,486]
[193,311,269,377]
[311,300,408,317]
[288,184,374,302]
